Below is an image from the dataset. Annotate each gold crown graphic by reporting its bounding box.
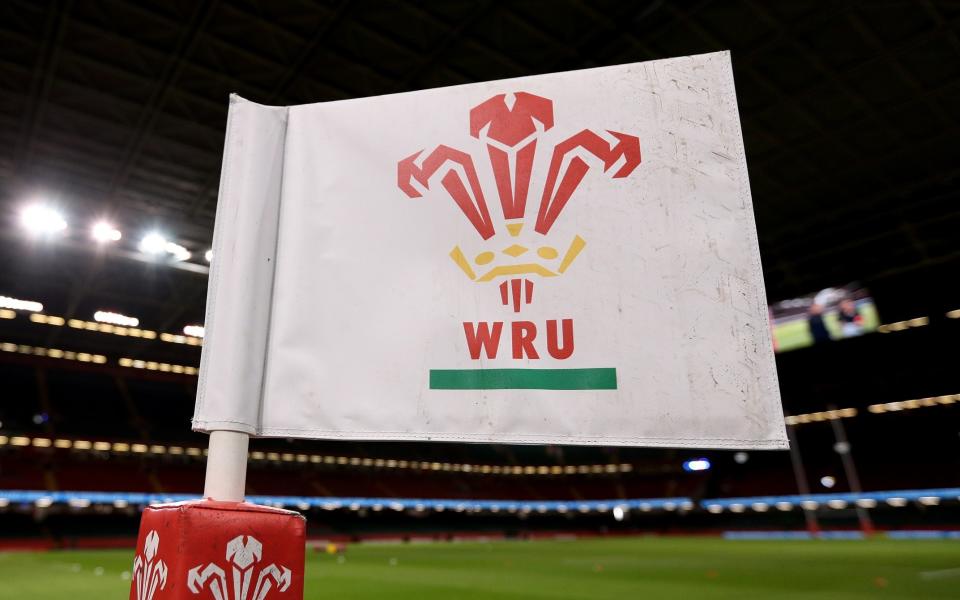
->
[398,92,641,312]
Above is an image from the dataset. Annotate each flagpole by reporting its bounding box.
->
[128,96,304,599]
[203,430,250,502]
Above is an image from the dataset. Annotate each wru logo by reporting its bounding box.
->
[399,92,640,368]
[398,91,641,314]
[133,530,168,600]
[187,535,292,600]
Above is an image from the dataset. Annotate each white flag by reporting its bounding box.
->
[193,51,786,449]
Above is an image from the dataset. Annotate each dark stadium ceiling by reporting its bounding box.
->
[1,0,959,336]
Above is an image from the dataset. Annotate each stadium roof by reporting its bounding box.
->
[1,0,959,339]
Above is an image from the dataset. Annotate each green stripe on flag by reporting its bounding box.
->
[429,368,617,390]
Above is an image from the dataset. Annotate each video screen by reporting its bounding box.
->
[770,283,879,353]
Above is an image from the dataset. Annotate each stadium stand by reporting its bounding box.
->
[2,318,958,527]
[0,2,959,565]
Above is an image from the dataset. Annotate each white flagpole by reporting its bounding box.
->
[194,96,288,503]
[203,430,250,502]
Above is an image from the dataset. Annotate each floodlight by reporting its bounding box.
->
[21,205,66,235]
[205,249,213,262]
[682,458,711,472]
[91,221,122,242]
[140,233,167,254]
[612,505,625,521]
[820,475,836,488]
[183,325,205,338]
[94,311,139,327]
[165,241,191,261]
[0,295,43,312]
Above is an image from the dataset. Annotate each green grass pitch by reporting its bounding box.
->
[1,536,958,599]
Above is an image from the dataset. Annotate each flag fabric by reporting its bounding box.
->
[193,51,787,449]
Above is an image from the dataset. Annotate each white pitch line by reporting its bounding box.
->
[919,567,960,580]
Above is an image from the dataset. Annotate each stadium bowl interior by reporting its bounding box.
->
[0,2,959,598]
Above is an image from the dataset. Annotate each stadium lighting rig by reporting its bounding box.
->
[6,301,958,426]
[702,489,960,516]
[165,241,191,261]
[0,341,107,364]
[91,221,122,242]
[867,394,957,413]
[138,232,167,254]
[0,433,639,477]
[784,407,857,425]
[11,200,210,275]
[7,203,958,343]
[2,487,958,545]
[94,310,140,327]
[0,295,43,312]
[183,325,205,338]
[5,301,208,346]
[11,487,959,519]
[20,204,67,235]
[877,316,928,332]
[118,357,198,375]
[138,232,191,261]
[682,458,711,472]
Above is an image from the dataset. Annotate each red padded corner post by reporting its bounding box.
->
[129,499,305,600]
